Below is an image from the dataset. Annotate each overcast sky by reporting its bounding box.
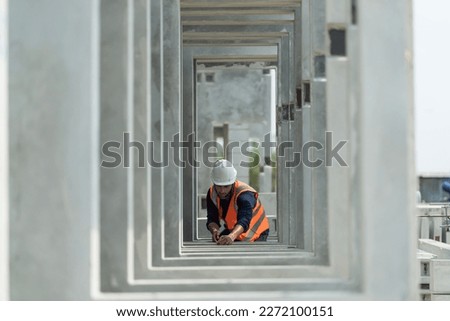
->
[414,0,450,174]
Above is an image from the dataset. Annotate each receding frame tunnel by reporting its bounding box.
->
[96,0,406,298]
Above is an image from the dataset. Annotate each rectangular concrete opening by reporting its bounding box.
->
[180,0,316,256]
[193,64,278,242]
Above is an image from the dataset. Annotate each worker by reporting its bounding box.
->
[206,159,270,245]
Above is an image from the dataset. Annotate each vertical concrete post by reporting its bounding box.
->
[8,0,95,299]
[326,0,353,282]
[358,0,417,299]
[0,0,9,301]
[160,0,182,258]
[310,0,328,260]
[99,0,129,292]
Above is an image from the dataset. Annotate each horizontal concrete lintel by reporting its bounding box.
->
[181,9,296,17]
[182,19,294,26]
[195,55,278,64]
[180,1,301,10]
[183,31,289,38]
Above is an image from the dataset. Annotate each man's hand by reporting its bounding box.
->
[216,224,244,245]
[217,234,235,245]
[211,229,220,242]
[208,223,220,242]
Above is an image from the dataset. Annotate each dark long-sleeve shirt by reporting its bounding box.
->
[206,189,255,232]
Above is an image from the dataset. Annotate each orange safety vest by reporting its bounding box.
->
[209,180,269,242]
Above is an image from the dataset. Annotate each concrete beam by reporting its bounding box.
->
[180,0,301,9]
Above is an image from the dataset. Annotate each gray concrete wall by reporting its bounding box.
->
[8,0,96,299]
[196,68,273,193]
[197,68,272,142]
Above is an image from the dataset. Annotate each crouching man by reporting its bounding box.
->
[206,159,270,245]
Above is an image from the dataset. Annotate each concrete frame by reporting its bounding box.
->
[182,45,279,243]
[97,0,342,296]
[180,3,310,250]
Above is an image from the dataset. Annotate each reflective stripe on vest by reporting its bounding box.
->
[209,180,269,242]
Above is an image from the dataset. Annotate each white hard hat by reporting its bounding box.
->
[211,159,237,186]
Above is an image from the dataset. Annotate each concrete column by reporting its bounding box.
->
[311,0,329,257]
[8,0,97,299]
[326,0,352,285]
[0,0,9,301]
[98,0,129,292]
[358,0,417,299]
